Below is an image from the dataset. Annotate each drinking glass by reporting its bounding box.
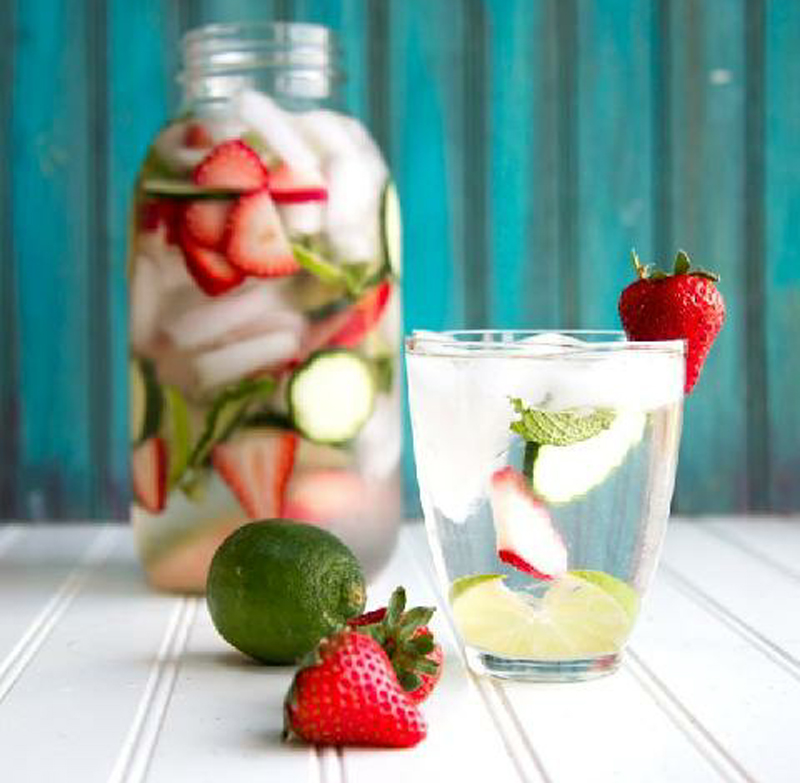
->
[405,330,685,682]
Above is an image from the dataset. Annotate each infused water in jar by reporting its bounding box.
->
[128,23,402,592]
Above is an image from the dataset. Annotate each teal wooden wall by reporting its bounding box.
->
[1,0,798,519]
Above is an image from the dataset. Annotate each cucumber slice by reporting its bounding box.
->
[141,178,241,199]
[380,180,402,277]
[532,411,646,503]
[288,349,376,444]
[129,359,161,444]
[162,386,192,488]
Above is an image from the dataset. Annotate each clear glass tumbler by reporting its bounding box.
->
[405,330,685,682]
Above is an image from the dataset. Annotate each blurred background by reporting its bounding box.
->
[0,0,798,521]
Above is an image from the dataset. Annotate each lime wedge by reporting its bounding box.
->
[450,573,634,659]
[569,570,640,622]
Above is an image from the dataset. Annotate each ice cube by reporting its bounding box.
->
[278,202,325,236]
[407,353,514,522]
[294,110,362,160]
[130,255,163,352]
[152,121,207,174]
[161,281,301,351]
[233,89,321,177]
[192,330,300,391]
[545,350,684,411]
[356,393,402,480]
[325,155,382,261]
[137,228,195,293]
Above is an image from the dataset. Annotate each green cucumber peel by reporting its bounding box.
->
[141,178,241,199]
[189,376,276,467]
[509,398,616,447]
[371,354,394,394]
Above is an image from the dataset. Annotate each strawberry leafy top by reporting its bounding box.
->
[631,249,720,283]
[349,587,439,693]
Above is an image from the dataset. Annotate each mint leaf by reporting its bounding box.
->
[509,397,615,447]
[292,242,378,298]
[189,376,276,467]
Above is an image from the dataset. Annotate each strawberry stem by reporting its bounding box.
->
[631,249,645,279]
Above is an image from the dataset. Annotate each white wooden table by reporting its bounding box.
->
[0,519,798,783]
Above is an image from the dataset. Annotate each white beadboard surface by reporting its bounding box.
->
[0,519,798,783]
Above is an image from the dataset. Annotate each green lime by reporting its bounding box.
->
[570,570,640,621]
[450,572,634,659]
[206,520,366,664]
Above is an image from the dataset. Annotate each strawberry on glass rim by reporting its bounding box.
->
[618,250,726,395]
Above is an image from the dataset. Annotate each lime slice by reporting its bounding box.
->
[450,573,634,659]
[570,570,640,622]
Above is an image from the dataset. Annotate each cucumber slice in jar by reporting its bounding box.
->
[130,359,162,444]
[141,178,241,199]
[288,349,376,444]
[380,180,402,277]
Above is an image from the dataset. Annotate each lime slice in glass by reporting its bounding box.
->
[450,573,635,659]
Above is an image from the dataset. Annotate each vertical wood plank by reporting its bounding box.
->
[487,0,561,328]
[193,0,279,26]
[0,0,21,518]
[12,0,94,517]
[668,0,749,512]
[389,1,465,509]
[107,3,180,519]
[290,0,370,122]
[575,0,656,328]
[765,0,800,510]
[86,0,111,518]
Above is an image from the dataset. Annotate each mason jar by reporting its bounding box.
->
[128,22,402,592]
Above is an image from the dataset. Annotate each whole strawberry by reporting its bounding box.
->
[618,250,726,394]
[283,630,427,748]
[348,587,443,704]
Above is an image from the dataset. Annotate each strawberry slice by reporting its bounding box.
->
[193,139,268,191]
[296,282,392,363]
[139,199,182,245]
[183,122,213,149]
[490,467,567,579]
[182,199,232,250]
[212,429,297,519]
[226,188,300,277]
[179,225,244,296]
[132,437,168,514]
[267,163,328,203]
[282,470,364,522]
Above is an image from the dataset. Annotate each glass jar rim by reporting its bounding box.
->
[405,329,686,359]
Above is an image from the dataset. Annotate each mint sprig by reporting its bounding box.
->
[509,398,616,447]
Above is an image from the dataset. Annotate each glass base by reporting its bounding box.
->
[464,645,622,683]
